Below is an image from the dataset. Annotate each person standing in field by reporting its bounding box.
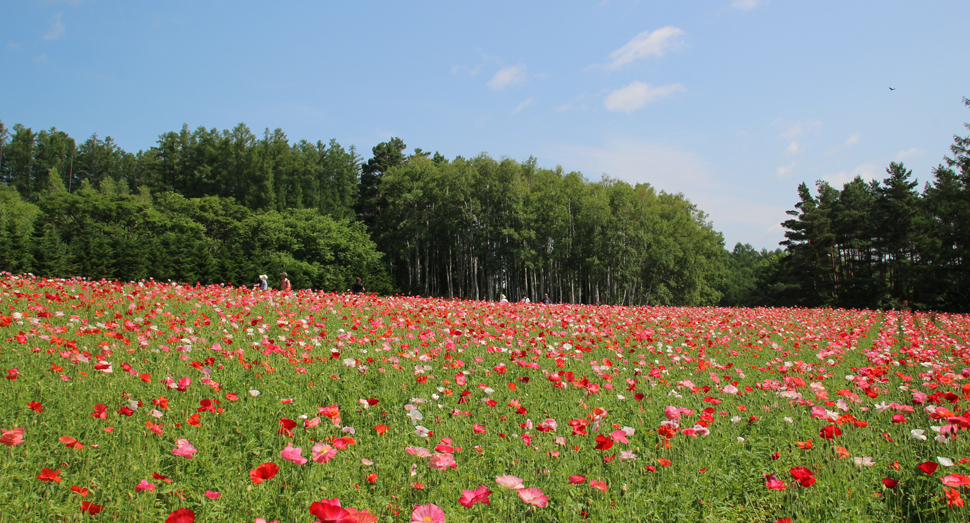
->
[543,293,551,304]
[352,277,365,294]
[280,272,292,292]
[258,274,269,291]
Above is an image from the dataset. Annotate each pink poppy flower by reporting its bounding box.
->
[429,453,457,470]
[135,479,156,493]
[172,438,197,459]
[0,427,25,446]
[517,488,549,507]
[495,475,524,489]
[458,485,492,508]
[411,503,445,523]
[568,475,586,484]
[590,480,608,492]
[312,443,338,464]
[204,490,221,499]
[942,474,970,487]
[280,443,307,465]
[406,447,432,458]
[610,430,629,443]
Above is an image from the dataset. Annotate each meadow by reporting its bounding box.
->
[0,274,968,523]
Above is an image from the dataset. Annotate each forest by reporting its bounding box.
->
[1,97,969,311]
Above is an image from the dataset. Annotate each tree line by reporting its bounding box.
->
[3,98,969,310]
[0,120,726,304]
[724,98,970,313]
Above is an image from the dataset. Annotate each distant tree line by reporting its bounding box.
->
[723,98,970,312]
[4,97,968,310]
[0,120,726,304]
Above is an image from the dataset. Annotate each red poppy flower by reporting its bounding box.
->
[71,485,89,497]
[918,461,939,475]
[309,498,349,522]
[80,501,104,515]
[374,424,389,435]
[594,434,614,451]
[91,404,108,419]
[152,473,173,483]
[944,488,964,508]
[278,418,297,438]
[881,478,899,488]
[250,462,280,484]
[789,467,816,487]
[27,401,43,413]
[819,425,842,440]
[37,468,62,482]
[59,436,83,449]
[165,508,195,523]
[568,475,587,484]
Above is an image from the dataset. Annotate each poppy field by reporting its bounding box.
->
[1,274,969,523]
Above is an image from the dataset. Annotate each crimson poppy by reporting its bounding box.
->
[37,468,62,482]
[80,501,104,515]
[250,462,280,484]
[165,508,195,523]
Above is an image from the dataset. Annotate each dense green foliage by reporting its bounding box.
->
[0,121,726,305]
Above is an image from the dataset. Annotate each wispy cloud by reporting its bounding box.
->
[487,64,527,91]
[7,43,23,52]
[512,98,533,114]
[894,147,924,162]
[826,134,860,155]
[604,81,684,112]
[776,161,795,178]
[731,0,765,11]
[34,54,49,64]
[821,163,879,188]
[44,12,65,40]
[785,141,800,154]
[453,53,503,77]
[599,26,684,70]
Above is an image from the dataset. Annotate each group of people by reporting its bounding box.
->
[498,293,552,304]
[256,275,550,303]
[256,274,366,294]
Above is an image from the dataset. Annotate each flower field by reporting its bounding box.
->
[1,275,968,523]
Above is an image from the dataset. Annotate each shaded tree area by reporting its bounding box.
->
[375,152,726,305]
[758,98,970,312]
[0,183,387,292]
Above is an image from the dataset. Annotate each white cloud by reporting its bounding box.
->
[821,163,879,188]
[487,65,526,91]
[601,26,684,70]
[785,141,800,154]
[776,161,795,178]
[7,43,22,52]
[731,0,765,10]
[604,81,685,112]
[34,54,48,64]
[894,147,924,161]
[512,98,533,114]
[44,12,65,40]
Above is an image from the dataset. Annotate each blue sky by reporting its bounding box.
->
[4,1,970,250]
